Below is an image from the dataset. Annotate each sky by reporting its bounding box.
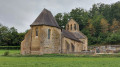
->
[0,0,119,32]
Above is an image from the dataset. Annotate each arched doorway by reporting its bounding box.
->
[65,41,70,53]
[71,43,75,52]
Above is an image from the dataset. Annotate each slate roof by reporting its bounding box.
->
[62,29,81,42]
[30,9,60,28]
[72,32,86,39]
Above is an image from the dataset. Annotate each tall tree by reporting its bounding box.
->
[0,25,9,46]
[110,19,120,33]
[55,13,63,28]
[100,18,109,33]
[70,8,89,30]
[111,2,120,21]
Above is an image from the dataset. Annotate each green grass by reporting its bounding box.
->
[0,50,20,55]
[0,50,120,67]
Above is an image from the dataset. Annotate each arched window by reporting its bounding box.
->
[71,44,75,52]
[71,24,72,30]
[36,28,38,36]
[74,24,76,30]
[48,29,51,39]
[67,24,69,30]
[65,40,70,53]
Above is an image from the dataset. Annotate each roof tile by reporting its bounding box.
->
[30,9,60,28]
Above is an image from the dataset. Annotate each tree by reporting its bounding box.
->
[70,8,89,30]
[86,19,95,35]
[100,18,109,33]
[111,2,120,21]
[8,27,18,46]
[55,13,63,28]
[54,1,120,45]
[106,30,120,44]
[89,4,99,18]
[0,24,25,46]
[110,19,120,33]
[62,13,70,28]
[55,13,70,29]
[0,25,9,46]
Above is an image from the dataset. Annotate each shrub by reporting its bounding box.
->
[3,51,9,56]
[0,46,20,50]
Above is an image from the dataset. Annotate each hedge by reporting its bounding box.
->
[0,46,20,50]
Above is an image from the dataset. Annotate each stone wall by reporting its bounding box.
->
[89,45,120,54]
[30,25,61,55]
[79,38,88,50]
[66,19,79,32]
[21,25,87,55]
[65,19,88,51]
[61,37,83,54]
[21,30,32,55]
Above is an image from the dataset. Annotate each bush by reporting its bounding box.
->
[105,31,120,44]
[0,46,20,50]
[3,51,9,56]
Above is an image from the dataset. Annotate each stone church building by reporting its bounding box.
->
[21,9,88,55]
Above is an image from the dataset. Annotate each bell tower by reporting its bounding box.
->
[66,19,79,32]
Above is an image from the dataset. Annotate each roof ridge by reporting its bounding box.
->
[30,9,60,28]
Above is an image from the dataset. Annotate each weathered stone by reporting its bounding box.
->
[20,9,88,55]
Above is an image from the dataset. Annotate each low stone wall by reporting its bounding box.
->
[66,51,95,55]
[89,45,120,54]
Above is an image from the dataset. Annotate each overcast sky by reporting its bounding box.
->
[0,0,119,32]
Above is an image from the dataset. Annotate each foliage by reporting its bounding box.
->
[55,1,120,45]
[0,46,20,50]
[3,51,9,56]
[105,30,120,44]
[0,24,25,46]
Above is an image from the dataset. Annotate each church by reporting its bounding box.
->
[21,9,88,55]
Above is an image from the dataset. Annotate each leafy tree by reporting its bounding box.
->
[0,25,9,46]
[8,27,18,46]
[0,24,25,46]
[100,18,109,33]
[55,13,63,28]
[70,8,89,30]
[55,1,120,45]
[86,19,95,35]
[111,2,120,21]
[106,30,120,44]
[110,19,120,33]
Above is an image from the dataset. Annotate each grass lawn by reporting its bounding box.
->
[0,50,120,67]
[0,50,20,55]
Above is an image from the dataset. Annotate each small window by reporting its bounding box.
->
[71,44,75,52]
[36,28,38,36]
[74,24,76,30]
[67,25,69,30]
[48,29,51,39]
[71,24,72,30]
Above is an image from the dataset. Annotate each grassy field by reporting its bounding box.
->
[0,50,20,55]
[0,50,120,67]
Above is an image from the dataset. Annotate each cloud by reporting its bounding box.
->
[0,0,119,32]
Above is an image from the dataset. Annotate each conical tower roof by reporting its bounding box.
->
[30,9,60,28]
